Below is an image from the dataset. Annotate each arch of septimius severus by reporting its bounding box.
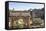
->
[9,10,32,29]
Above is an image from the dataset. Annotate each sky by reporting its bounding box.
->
[9,2,44,11]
